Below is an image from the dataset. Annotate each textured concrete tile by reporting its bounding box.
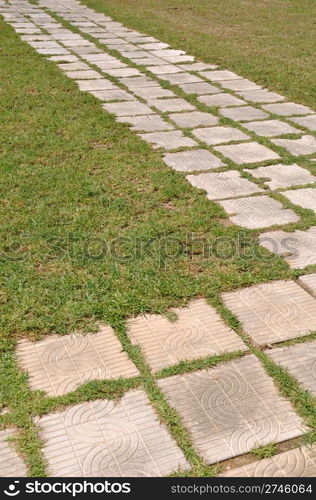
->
[72,46,103,55]
[218,79,262,91]
[283,187,316,213]
[243,119,300,137]
[132,86,175,99]
[125,36,157,44]
[16,328,139,396]
[219,106,269,122]
[131,56,167,66]
[186,171,263,201]
[237,89,285,103]
[220,196,299,229]
[180,63,218,71]
[270,342,316,397]
[104,68,141,77]
[149,49,185,58]
[159,73,203,85]
[290,115,316,132]
[120,50,149,58]
[201,70,241,81]
[259,227,316,269]
[102,101,154,116]
[0,429,27,477]
[117,114,173,132]
[50,55,80,63]
[138,42,169,50]
[220,445,316,477]
[179,82,220,95]
[222,280,316,344]
[75,79,116,91]
[62,39,95,47]
[245,164,316,189]
[271,136,316,156]
[37,391,189,477]
[94,61,128,70]
[139,131,197,150]
[66,70,102,80]
[148,65,183,75]
[214,142,280,164]
[90,89,135,102]
[58,61,90,71]
[128,299,246,371]
[83,53,119,62]
[29,41,63,49]
[298,273,316,296]
[192,126,250,145]
[262,103,313,116]
[198,93,245,108]
[169,111,218,128]
[163,149,224,172]
[37,47,70,55]
[119,76,158,88]
[158,355,305,464]
[156,55,195,64]
[148,98,195,113]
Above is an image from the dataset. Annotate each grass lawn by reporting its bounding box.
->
[0,0,315,476]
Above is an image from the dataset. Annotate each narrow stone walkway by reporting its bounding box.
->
[1,0,316,478]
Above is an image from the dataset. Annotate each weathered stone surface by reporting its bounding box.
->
[218,79,262,91]
[90,89,135,101]
[186,171,263,200]
[290,115,316,131]
[201,70,241,81]
[119,76,158,88]
[263,103,314,116]
[102,101,154,116]
[37,391,189,476]
[131,56,167,66]
[58,61,91,71]
[272,136,316,156]
[219,106,269,122]
[243,119,299,137]
[132,86,176,99]
[192,126,250,145]
[180,63,218,71]
[283,187,316,214]
[163,149,224,172]
[104,68,141,77]
[159,73,203,85]
[179,82,220,95]
[245,164,316,189]
[148,65,183,75]
[220,196,299,229]
[298,273,316,296]
[222,280,316,344]
[139,131,197,150]
[148,98,195,113]
[76,79,116,91]
[270,342,316,397]
[16,328,139,396]
[214,142,280,164]
[117,114,173,132]
[259,227,316,269]
[66,70,102,80]
[128,299,246,371]
[198,93,245,108]
[158,355,305,464]
[220,445,316,477]
[237,89,285,103]
[0,430,27,477]
[169,111,218,128]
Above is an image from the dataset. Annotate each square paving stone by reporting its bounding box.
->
[219,106,269,122]
[159,73,203,85]
[259,227,316,269]
[90,89,135,102]
[16,327,139,396]
[198,93,245,108]
[245,164,316,189]
[290,115,316,131]
[104,68,141,77]
[58,61,90,71]
[66,70,102,80]
[271,136,316,156]
[83,53,119,62]
[237,89,285,103]
[201,70,241,81]
[138,42,169,50]
[160,55,195,64]
[120,50,149,58]
[163,149,224,172]
[102,101,154,116]
[37,390,189,477]
[220,445,316,477]
[169,111,218,128]
[0,430,27,477]
[119,76,158,88]
[73,47,103,55]
[218,79,262,91]
[130,56,167,66]
[243,119,300,137]
[132,86,175,99]
[298,273,316,296]
[270,342,316,397]
[262,102,314,116]
[76,79,116,91]
[222,280,316,345]
[148,65,183,75]
[283,187,316,213]
[186,171,263,200]
[117,114,173,132]
[37,48,70,55]
[50,55,79,62]
[192,126,250,145]
[219,196,299,229]
[158,355,305,464]
[148,98,195,113]
[139,131,197,150]
[214,142,280,164]
[180,63,218,71]
[179,82,220,95]
[62,39,95,47]
[127,299,246,371]
[94,61,128,70]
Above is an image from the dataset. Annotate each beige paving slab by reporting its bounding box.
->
[181,63,218,71]
[298,273,316,296]
[243,119,300,137]
[132,86,176,99]
[66,70,102,79]
[220,195,299,229]
[186,171,263,201]
[127,299,247,371]
[148,64,183,75]
[220,445,316,477]
[272,135,316,156]
[270,342,316,397]
[163,149,225,172]
[37,390,189,477]
[117,114,174,132]
[16,327,139,396]
[148,98,195,113]
[237,89,285,103]
[222,280,316,345]
[119,76,158,88]
[102,101,154,116]
[198,93,245,108]
[158,355,305,464]
[214,142,280,164]
[218,78,261,91]
[90,89,135,102]
[245,164,316,189]
[139,130,197,150]
[169,111,218,128]
[201,70,241,81]
[290,115,316,132]
[263,102,314,116]
[259,227,316,269]
[75,79,117,91]
[283,187,316,214]
[159,72,203,85]
[178,82,220,95]
[219,106,269,122]
[192,126,250,145]
[0,429,27,477]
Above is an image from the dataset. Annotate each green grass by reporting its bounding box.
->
[0,0,316,477]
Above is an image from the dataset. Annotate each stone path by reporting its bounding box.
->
[1,0,316,478]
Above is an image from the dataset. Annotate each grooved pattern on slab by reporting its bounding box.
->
[245,164,316,190]
[16,327,139,396]
[158,355,305,464]
[37,390,189,477]
[214,142,280,164]
[222,280,316,345]
[0,430,27,477]
[127,299,247,371]
[298,273,316,296]
[283,187,316,214]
